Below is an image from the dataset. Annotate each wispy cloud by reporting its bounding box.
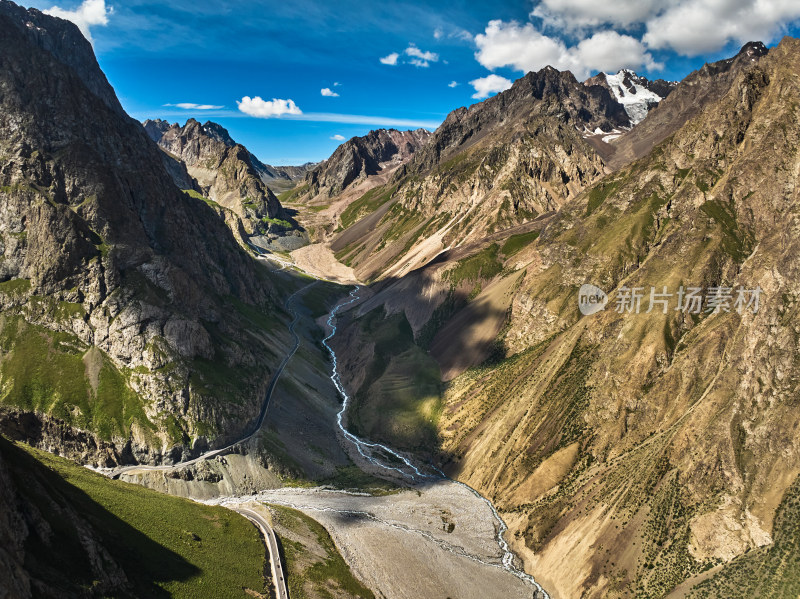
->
[152,104,440,129]
[237,96,302,118]
[44,0,111,43]
[434,25,473,42]
[331,134,346,141]
[321,87,339,97]
[164,102,224,110]
[290,112,439,128]
[380,52,400,65]
[380,44,440,68]
[448,80,459,88]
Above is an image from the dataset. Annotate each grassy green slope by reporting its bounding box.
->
[348,308,442,456]
[2,437,266,598]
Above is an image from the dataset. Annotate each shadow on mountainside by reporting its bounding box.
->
[0,435,200,598]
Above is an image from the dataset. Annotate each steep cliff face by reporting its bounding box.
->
[304,128,432,198]
[333,37,800,597]
[0,1,292,466]
[402,66,629,180]
[143,119,306,250]
[144,118,314,193]
[143,119,281,221]
[144,118,311,250]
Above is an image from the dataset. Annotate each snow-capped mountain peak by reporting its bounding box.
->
[586,70,677,125]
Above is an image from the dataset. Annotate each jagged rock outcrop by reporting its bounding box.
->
[142,119,281,223]
[0,1,292,466]
[144,118,314,192]
[144,118,311,249]
[305,128,432,198]
[400,66,629,180]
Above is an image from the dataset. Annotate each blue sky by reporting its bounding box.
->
[23,0,800,165]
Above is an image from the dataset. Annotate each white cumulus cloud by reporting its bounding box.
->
[237,96,302,118]
[44,0,111,43]
[643,0,800,55]
[164,103,224,110]
[321,88,339,97]
[448,80,459,88]
[532,0,662,30]
[380,52,400,65]
[475,20,660,79]
[330,134,346,141]
[469,74,512,99]
[530,0,800,57]
[405,45,439,67]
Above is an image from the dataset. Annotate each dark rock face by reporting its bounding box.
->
[142,117,172,142]
[305,128,432,197]
[0,439,31,598]
[0,1,286,465]
[0,0,124,117]
[0,436,140,597]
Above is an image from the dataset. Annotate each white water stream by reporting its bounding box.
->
[321,285,549,598]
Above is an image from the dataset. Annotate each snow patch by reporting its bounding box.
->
[604,69,663,125]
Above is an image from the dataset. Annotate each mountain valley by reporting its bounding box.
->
[1,1,800,598]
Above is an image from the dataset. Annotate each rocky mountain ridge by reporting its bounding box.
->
[0,1,294,466]
[606,41,769,170]
[143,118,310,251]
[144,118,315,192]
[304,128,433,199]
[325,64,632,281]
[400,65,631,180]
